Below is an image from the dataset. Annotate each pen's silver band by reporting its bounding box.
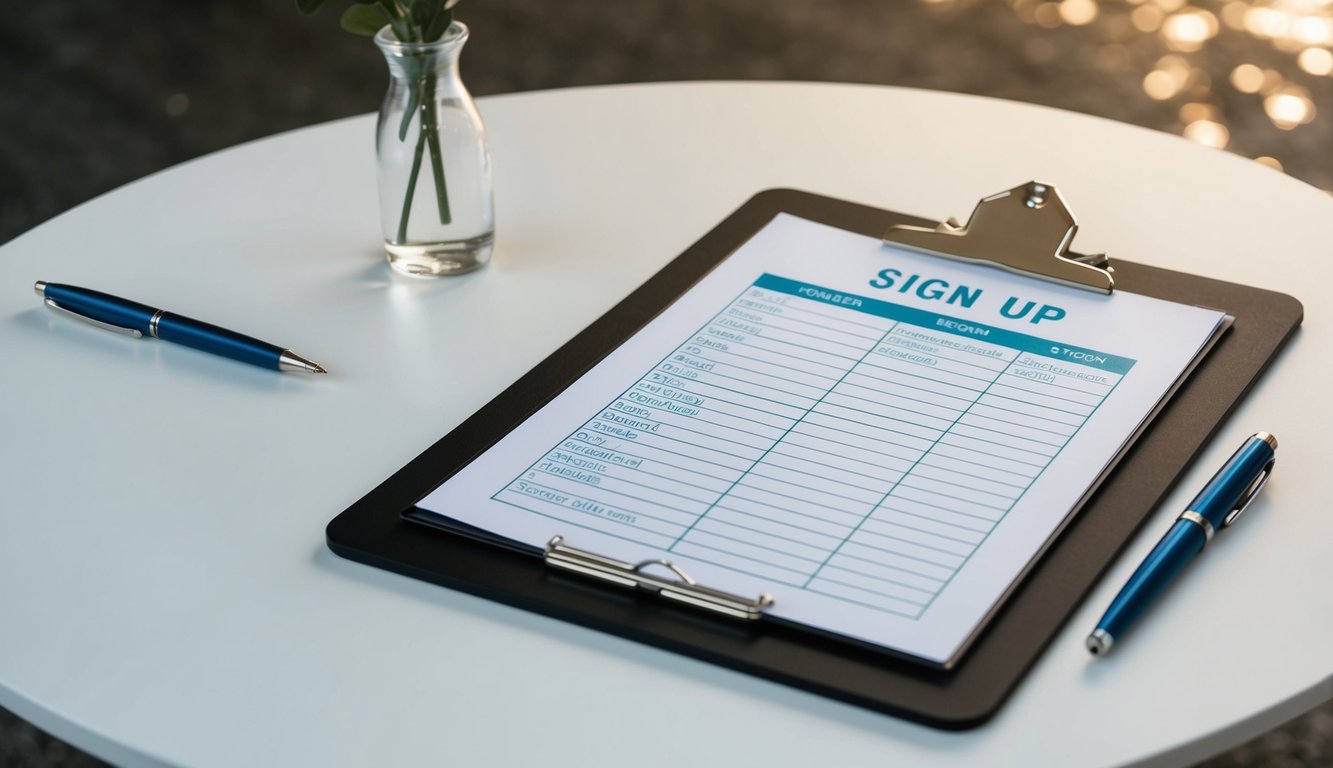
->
[148,310,165,338]
[1179,510,1214,543]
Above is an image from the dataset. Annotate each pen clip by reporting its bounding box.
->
[1222,458,1275,528]
[43,298,143,338]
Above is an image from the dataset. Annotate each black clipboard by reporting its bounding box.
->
[327,187,1302,729]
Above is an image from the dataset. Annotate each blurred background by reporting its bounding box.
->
[1,0,1329,765]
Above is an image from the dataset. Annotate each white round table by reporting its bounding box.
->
[1,83,1328,767]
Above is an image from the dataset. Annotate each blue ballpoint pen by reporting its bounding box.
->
[1087,431,1277,655]
[35,281,327,374]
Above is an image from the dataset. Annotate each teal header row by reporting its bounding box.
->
[753,274,1136,375]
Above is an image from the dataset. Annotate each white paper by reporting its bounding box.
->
[419,215,1227,665]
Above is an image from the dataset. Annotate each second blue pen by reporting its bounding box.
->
[1087,431,1277,655]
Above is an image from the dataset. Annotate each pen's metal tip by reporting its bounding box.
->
[1086,629,1113,656]
[33,281,47,297]
[278,350,328,374]
[1255,431,1278,451]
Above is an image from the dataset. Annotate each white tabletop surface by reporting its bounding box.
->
[1,82,1329,768]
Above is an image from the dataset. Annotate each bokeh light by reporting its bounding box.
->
[1298,46,1333,74]
[1264,87,1316,128]
[983,0,1333,184]
[1183,118,1231,146]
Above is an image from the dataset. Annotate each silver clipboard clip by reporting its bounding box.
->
[883,181,1115,294]
[544,536,774,621]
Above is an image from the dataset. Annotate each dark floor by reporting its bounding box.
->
[1,1,1330,765]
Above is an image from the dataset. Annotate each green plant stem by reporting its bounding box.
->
[396,118,427,244]
[395,73,452,243]
[398,82,420,141]
[422,76,452,225]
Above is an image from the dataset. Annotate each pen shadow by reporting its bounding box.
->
[9,307,313,393]
[309,544,973,749]
[11,306,151,361]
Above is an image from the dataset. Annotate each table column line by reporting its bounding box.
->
[802,353,1022,589]
[913,357,1131,614]
[667,320,901,553]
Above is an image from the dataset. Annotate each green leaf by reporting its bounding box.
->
[296,0,328,15]
[376,0,416,41]
[424,8,453,41]
[408,1,436,41]
[340,3,389,36]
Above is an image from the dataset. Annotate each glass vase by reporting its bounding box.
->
[374,23,494,277]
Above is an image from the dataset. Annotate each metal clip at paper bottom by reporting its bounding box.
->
[543,536,775,621]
